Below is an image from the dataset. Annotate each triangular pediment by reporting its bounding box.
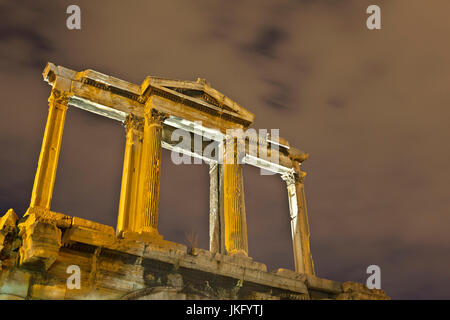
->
[141,76,254,126]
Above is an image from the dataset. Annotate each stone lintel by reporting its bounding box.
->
[44,62,254,131]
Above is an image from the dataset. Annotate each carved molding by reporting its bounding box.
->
[147,86,252,127]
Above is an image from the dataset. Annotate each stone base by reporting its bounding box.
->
[0,209,390,300]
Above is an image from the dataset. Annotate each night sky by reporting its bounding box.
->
[1,0,449,299]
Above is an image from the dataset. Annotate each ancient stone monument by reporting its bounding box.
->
[0,63,389,300]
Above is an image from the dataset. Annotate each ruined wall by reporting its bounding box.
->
[0,209,388,300]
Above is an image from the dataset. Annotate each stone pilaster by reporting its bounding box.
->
[223,136,248,256]
[117,114,144,236]
[135,108,166,237]
[281,163,315,275]
[29,89,69,213]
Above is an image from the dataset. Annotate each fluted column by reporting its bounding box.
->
[117,114,144,236]
[29,88,69,212]
[223,136,248,256]
[135,108,166,236]
[282,163,315,275]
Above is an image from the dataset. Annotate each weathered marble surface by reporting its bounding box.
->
[0,210,389,300]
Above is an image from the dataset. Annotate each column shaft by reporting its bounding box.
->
[209,162,225,253]
[223,137,248,256]
[30,89,68,211]
[135,109,165,235]
[117,115,144,236]
[284,162,315,275]
[285,179,305,273]
[294,173,315,275]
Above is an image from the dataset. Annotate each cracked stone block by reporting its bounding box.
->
[18,216,61,271]
[0,269,31,299]
[0,209,18,254]
[167,273,183,288]
[30,284,66,300]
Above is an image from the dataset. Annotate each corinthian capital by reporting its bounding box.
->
[123,114,144,131]
[295,170,307,184]
[281,170,306,185]
[48,89,71,106]
[144,109,167,125]
[281,171,296,186]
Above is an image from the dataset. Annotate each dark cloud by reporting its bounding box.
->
[262,80,292,110]
[0,0,62,72]
[327,96,347,109]
[1,0,449,299]
[245,25,287,58]
[0,26,53,70]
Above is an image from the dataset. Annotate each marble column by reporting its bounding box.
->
[29,89,69,212]
[136,108,166,237]
[117,114,144,236]
[209,161,225,254]
[282,163,315,275]
[223,136,248,256]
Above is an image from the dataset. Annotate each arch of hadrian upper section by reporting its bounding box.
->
[0,63,389,300]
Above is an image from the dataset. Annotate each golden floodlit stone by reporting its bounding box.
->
[0,63,389,300]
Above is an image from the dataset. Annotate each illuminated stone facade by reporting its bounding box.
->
[0,63,389,300]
